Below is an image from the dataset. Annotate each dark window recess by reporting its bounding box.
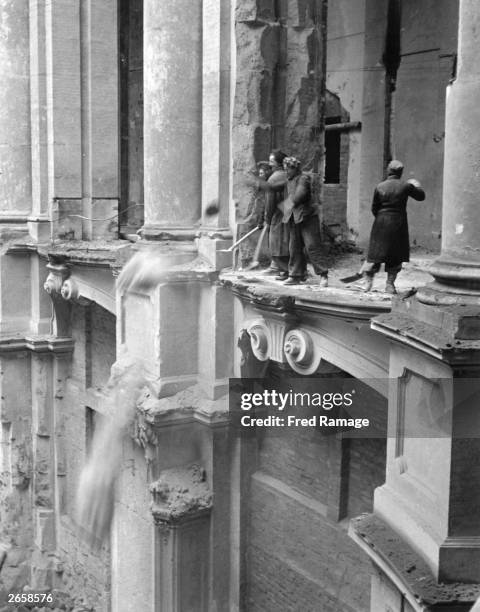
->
[119,0,144,233]
[85,406,96,457]
[324,116,341,184]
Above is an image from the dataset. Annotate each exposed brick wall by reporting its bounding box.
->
[246,373,387,611]
[346,384,387,518]
[247,475,371,612]
[258,424,330,502]
[347,437,386,518]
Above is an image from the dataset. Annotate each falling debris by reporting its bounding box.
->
[76,354,146,548]
[116,249,170,293]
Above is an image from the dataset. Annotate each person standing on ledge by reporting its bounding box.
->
[262,149,290,279]
[248,150,290,278]
[356,159,425,294]
[282,156,329,287]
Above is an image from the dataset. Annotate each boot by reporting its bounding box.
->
[354,273,373,292]
[318,273,328,288]
[385,272,397,294]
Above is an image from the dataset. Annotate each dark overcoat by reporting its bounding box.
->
[367,174,425,265]
[264,169,290,257]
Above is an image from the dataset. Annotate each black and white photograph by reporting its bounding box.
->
[1,0,480,610]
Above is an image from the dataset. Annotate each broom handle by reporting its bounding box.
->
[227,226,259,251]
[252,225,268,263]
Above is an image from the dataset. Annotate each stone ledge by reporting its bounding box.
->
[372,311,480,363]
[134,384,229,428]
[0,334,73,354]
[41,239,133,267]
[395,294,480,340]
[220,270,392,319]
[2,238,134,268]
[349,514,480,610]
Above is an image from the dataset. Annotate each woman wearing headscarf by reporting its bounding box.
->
[261,149,290,279]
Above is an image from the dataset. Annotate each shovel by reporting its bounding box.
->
[340,272,363,284]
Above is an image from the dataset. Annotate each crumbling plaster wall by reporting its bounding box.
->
[0,354,33,595]
[54,302,116,611]
[327,0,459,250]
[245,369,387,611]
[326,0,366,240]
[233,0,326,262]
[392,0,458,252]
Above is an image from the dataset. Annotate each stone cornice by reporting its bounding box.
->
[372,312,480,364]
[220,271,392,320]
[3,238,133,269]
[0,334,73,354]
[349,514,480,609]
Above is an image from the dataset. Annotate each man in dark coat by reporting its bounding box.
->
[282,156,328,286]
[357,159,425,293]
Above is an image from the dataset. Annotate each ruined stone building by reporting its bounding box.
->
[1,0,480,611]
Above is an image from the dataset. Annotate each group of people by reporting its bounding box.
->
[253,150,329,287]
[248,151,425,294]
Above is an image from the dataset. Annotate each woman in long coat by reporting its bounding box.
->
[357,159,425,293]
[263,149,290,279]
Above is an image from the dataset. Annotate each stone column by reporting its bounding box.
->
[30,346,72,588]
[142,0,202,240]
[150,465,212,612]
[420,0,480,303]
[196,0,234,268]
[201,0,232,232]
[0,0,31,223]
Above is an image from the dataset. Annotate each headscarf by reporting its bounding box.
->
[283,156,301,169]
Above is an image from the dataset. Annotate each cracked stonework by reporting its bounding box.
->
[150,464,213,524]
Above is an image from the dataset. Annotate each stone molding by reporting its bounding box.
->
[150,464,213,526]
[139,226,200,242]
[43,256,116,314]
[60,278,79,301]
[0,335,73,355]
[242,317,323,374]
[284,328,322,375]
[223,271,392,320]
[44,260,70,296]
[246,318,270,361]
[349,514,480,609]
[372,311,480,364]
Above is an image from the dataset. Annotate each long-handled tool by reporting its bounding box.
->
[246,225,268,270]
[339,271,363,283]
[219,226,259,253]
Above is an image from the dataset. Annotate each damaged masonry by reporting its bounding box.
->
[1,1,480,611]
